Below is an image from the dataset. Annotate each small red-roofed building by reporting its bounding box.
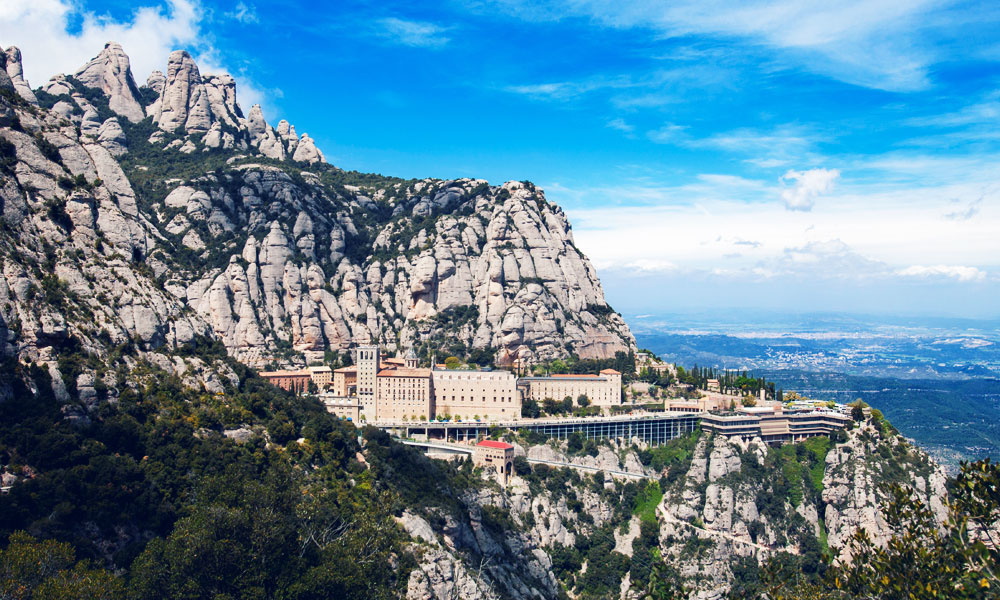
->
[473,440,514,484]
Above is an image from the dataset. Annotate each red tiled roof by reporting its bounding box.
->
[600,369,621,375]
[550,373,598,378]
[260,369,310,377]
[477,440,514,450]
[377,368,431,378]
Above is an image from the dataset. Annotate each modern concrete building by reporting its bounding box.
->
[473,440,514,485]
[518,369,622,408]
[700,406,850,443]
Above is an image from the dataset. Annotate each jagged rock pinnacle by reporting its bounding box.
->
[74,42,144,122]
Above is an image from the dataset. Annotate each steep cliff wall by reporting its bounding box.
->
[381,422,949,600]
[0,43,634,391]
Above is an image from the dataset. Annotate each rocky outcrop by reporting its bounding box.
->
[394,428,947,600]
[3,46,37,104]
[0,43,631,381]
[146,70,166,95]
[821,422,947,562]
[149,50,213,132]
[0,80,226,401]
[97,118,128,156]
[291,133,323,163]
[73,42,144,122]
[653,426,947,598]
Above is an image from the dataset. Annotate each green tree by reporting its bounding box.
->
[0,531,123,600]
[577,394,590,407]
[521,397,541,419]
[761,458,1000,600]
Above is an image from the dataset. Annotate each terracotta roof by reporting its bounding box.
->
[550,373,599,378]
[333,366,357,373]
[600,369,621,375]
[477,440,514,450]
[377,368,431,378]
[259,369,309,377]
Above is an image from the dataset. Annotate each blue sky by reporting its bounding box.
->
[4,0,1000,318]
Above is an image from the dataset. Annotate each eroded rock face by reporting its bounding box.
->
[653,427,948,598]
[3,46,37,104]
[291,133,323,164]
[821,423,948,562]
[97,118,127,156]
[149,50,212,132]
[173,173,633,367]
[73,42,144,122]
[0,42,632,382]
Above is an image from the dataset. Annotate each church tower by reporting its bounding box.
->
[356,345,380,420]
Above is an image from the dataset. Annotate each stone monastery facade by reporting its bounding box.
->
[267,345,622,423]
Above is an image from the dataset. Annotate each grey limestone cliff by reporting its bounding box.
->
[0,42,634,404]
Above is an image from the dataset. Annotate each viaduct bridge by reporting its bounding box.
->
[377,411,701,447]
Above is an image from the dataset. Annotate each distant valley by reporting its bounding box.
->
[631,310,1000,469]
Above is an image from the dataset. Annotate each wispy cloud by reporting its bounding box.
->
[646,122,687,144]
[478,0,1000,91]
[645,123,825,169]
[944,196,984,221]
[905,92,1000,128]
[606,118,634,133]
[226,1,259,24]
[376,17,451,48]
[897,265,986,282]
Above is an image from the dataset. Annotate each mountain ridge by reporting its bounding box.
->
[0,42,635,382]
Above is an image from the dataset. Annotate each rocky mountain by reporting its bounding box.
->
[0,42,634,384]
[0,41,980,600]
[376,416,949,600]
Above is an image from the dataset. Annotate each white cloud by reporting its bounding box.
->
[606,118,634,133]
[555,165,999,286]
[646,123,687,144]
[226,1,259,24]
[779,168,839,211]
[376,17,451,48]
[480,0,997,91]
[897,265,986,282]
[0,0,280,121]
[0,0,200,87]
[944,196,983,221]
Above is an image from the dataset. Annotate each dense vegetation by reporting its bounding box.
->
[0,353,410,598]
[760,458,1000,600]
